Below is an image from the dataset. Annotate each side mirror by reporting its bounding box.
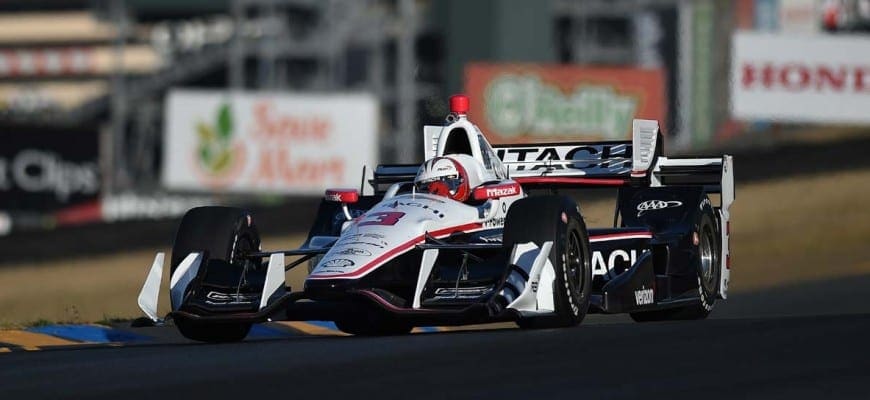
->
[325,188,359,204]
[472,182,521,201]
[325,188,359,221]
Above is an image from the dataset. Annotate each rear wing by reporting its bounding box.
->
[369,119,733,214]
[492,119,734,213]
[492,119,661,184]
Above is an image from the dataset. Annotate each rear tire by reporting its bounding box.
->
[630,207,720,322]
[170,206,259,342]
[503,196,592,329]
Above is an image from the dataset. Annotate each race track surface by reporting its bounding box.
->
[2,275,870,399]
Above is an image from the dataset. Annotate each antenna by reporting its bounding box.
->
[359,165,367,195]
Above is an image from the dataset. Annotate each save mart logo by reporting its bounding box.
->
[192,102,246,185]
[483,74,639,140]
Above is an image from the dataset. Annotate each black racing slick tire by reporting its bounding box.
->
[171,206,259,342]
[503,196,592,329]
[630,207,721,322]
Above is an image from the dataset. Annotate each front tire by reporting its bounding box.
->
[170,206,259,342]
[503,196,592,329]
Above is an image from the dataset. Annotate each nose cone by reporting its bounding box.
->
[307,194,475,282]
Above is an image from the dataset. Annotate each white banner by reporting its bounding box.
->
[162,90,378,194]
[731,32,870,124]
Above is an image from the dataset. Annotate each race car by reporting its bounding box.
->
[137,94,734,342]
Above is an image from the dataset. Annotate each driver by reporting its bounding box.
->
[414,154,485,202]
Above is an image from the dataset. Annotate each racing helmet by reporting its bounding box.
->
[414,155,480,202]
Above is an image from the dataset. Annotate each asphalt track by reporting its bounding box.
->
[2,275,870,399]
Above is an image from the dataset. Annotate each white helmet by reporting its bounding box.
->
[414,154,487,202]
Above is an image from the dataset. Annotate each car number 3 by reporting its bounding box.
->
[358,211,405,226]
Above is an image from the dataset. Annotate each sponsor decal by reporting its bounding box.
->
[486,185,518,198]
[495,143,632,174]
[322,258,355,268]
[636,200,682,216]
[337,233,388,248]
[433,286,493,299]
[337,233,381,241]
[337,241,385,249]
[484,217,506,228]
[634,287,654,305]
[335,247,372,257]
[315,269,345,275]
[477,233,503,243]
[205,291,259,305]
[592,249,648,276]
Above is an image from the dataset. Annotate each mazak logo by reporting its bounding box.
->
[486,186,518,197]
[485,74,638,140]
[193,102,246,185]
[634,287,654,305]
[636,200,682,216]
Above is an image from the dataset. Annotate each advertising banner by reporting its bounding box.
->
[464,63,666,143]
[0,125,100,213]
[731,32,870,124]
[163,90,378,195]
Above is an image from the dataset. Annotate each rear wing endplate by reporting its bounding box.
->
[651,155,735,213]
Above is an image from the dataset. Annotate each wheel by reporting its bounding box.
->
[630,206,720,322]
[334,307,413,336]
[170,206,259,342]
[503,196,592,329]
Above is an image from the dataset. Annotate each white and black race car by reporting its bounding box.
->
[137,95,734,341]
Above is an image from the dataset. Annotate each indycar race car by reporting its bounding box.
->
[137,95,734,341]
